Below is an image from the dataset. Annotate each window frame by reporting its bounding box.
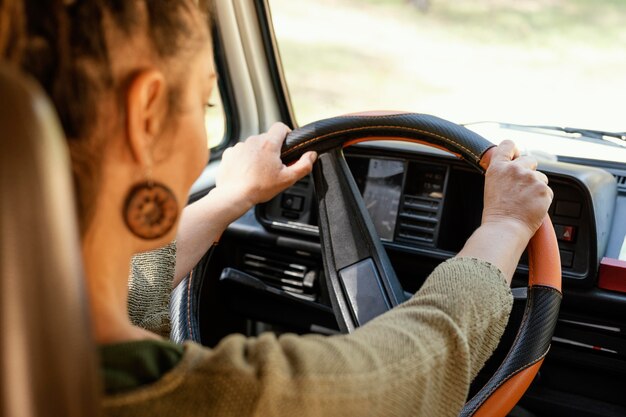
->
[208,21,241,161]
[252,0,297,129]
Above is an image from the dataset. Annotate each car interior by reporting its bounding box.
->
[172,2,626,416]
[2,1,626,416]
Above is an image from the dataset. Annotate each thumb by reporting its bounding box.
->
[491,140,520,163]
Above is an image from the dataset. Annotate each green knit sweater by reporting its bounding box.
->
[115,256,512,417]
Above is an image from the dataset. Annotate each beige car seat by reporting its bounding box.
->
[0,64,99,417]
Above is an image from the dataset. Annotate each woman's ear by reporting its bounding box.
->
[125,69,168,167]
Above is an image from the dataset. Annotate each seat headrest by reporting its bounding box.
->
[0,64,99,417]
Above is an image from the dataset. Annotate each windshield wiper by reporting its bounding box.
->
[491,122,626,142]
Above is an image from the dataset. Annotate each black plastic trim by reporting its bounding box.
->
[313,150,406,332]
[241,202,626,321]
[562,287,626,319]
[543,171,601,283]
[338,258,390,326]
[259,146,600,285]
[218,267,337,330]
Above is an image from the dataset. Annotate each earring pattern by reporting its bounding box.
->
[124,181,178,240]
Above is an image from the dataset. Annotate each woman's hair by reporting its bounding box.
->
[19,0,212,234]
[0,0,25,63]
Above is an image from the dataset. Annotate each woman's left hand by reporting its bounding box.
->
[215,122,317,213]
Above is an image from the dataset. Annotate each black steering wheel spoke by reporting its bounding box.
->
[313,149,406,332]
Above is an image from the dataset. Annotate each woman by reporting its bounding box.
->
[18,1,553,415]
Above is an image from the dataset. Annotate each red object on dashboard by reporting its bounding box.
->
[598,257,626,293]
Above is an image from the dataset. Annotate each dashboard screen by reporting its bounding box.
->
[362,159,405,241]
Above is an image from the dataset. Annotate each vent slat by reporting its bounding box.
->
[241,252,317,299]
[245,270,305,288]
[396,194,440,245]
[397,231,434,243]
[398,212,438,223]
[398,222,436,233]
[243,260,304,278]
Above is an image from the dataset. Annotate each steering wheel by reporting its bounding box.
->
[279,111,562,417]
[171,111,562,417]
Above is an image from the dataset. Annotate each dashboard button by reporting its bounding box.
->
[555,201,582,218]
[281,193,304,212]
[554,224,576,242]
[560,249,574,268]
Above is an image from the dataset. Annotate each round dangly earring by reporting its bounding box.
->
[123,181,179,240]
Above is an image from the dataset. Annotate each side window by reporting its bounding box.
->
[205,85,226,149]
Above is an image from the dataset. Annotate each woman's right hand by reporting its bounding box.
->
[456,140,554,282]
[482,140,554,241]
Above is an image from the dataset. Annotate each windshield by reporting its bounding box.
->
[269,0,626,162]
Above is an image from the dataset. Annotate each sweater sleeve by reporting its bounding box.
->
[127,242,176,338]
[106,257,513,417]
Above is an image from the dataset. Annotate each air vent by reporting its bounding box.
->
[241,253,317,300]
[395,195,440,245]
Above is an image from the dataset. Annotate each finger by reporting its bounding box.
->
[282,151,317,183]
[264,122,292,149]
[491,140,520,163]
[512,155,538,170]
[535,170,547,183]
[221,145,233,160]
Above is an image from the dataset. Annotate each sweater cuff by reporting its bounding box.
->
[423,256,513,324]
[419,256,514,378]
[127,241,177,338]
[443,256,510,292]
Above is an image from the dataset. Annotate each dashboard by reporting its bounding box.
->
[206,140,626,415]
[259,142,616,288]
